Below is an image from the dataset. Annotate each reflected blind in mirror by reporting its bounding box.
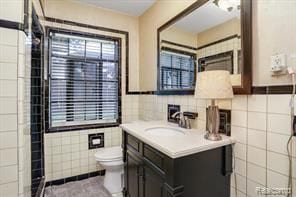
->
[49,32,120,128]
[160,48,195,90]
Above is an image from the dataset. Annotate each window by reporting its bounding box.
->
[198,51,234,74]
[48,30,120,129]
[160,48,196,90]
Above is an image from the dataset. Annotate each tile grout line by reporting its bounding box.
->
[265,95,268,190]
[245,96,248,197]
[16,29,20,197]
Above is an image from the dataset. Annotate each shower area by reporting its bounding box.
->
[30,8,45,197]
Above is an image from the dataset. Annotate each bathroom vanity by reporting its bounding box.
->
[120,121,234,197]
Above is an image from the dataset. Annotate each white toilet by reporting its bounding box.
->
[95,146,123,196]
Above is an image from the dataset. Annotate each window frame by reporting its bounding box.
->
[158,47,196,95]
[197,50,234,74]
[45,28,122,133]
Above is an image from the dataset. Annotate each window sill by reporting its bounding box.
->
[46,122,120,133]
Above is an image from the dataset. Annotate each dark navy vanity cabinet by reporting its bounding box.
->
[122,131,233,197]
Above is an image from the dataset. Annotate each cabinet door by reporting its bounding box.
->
[125,151,143,197]
[143,164,164,197]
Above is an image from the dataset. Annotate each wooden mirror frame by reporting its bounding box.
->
[157,0,252,95]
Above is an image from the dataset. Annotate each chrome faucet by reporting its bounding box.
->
[171,111,198,129]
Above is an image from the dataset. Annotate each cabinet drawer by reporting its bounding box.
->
[143,144,165,171]
[127,134,140,152]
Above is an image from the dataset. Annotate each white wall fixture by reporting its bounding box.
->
[270,53,287,74]
[213,0,240,12]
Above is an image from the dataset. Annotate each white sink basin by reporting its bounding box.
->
[145,127,185,137]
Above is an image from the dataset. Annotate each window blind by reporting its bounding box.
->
[160,49,195,90]
[49,32,120,128]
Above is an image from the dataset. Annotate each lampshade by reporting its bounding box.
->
[194,70,234,99]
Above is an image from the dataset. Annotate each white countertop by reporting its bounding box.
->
[120,121,235,159]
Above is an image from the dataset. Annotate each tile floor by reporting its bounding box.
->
[44,176,112,197]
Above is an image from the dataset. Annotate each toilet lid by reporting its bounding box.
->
[95,146,123,161]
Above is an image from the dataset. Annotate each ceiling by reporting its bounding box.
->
[74,0,156,16]
[174,1,240,34]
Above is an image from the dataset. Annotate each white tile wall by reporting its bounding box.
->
[232,173,247,194]
[0,10,31,196]
[247,146,266,167]
[139,94,296,197]
[44,127,124,181]
[0,148,18,167]
[247,112,267,131]
[234,158,247,176]
[231,110,248,127]
[267,170,289,188]
[233,143,247,161]
[231,126,247,144]
[246,179,265,197]
[247,95,267,113]
[0,27,20,197]
[247,163,266,185]
[0,0,23,23]
[19,29,32,197]
[268,113,291,135]
[0,181,18,197]
[267,132,290,155]
[0,98,17,114]
[268,95,291,114]
[248,129,266,149]
[267,151,290,176]
[232,96,248,111]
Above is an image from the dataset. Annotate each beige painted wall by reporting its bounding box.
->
[197,18,240,47]
[43,0,140,91]
[139,0,196,90]
[161,26,197,48]
[32,0,44,17]
[253,0,296,86]
[139,0,296,90]
[196,18,241,85]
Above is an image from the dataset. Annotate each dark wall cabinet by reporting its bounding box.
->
[122,131,233,197]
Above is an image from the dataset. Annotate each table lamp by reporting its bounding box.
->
[195,70,234,141]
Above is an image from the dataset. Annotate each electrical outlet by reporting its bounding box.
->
[271,54,287,73]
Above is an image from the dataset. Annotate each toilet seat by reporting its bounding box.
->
[95,146,122,162]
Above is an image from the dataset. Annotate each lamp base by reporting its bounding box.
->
[205,100,221,141]
[204,132,222,141]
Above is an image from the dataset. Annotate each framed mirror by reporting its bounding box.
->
[157,0,252,95]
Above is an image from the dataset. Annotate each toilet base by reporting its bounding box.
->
[104,168,123,194]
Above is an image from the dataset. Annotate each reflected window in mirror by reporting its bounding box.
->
[237,49,242,73]
[198,51,234,73]
[157,0,252,94]
[160,48,196,90]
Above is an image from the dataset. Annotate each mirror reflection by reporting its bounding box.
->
[159,0,241,91]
